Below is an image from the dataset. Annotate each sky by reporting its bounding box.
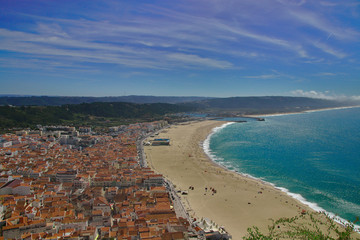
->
[0,0,360,99]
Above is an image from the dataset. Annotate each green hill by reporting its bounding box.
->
[0,102,197,130]
[1,96,358,131]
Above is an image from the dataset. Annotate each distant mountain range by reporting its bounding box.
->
[0,95,359,130]
[0,95,212,106]
[1,95,358,113]
[184,96,359,114]
[1,95,358,110]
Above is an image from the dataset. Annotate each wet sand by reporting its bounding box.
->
[144,120,318,239]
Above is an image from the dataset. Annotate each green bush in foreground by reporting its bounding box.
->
[243,212,359,240]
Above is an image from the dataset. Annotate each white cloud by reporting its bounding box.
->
[167,53,233,69]
[291,90,332,99]
[319,1,337,7]
[244,74,278,79]
[139,4,301,54]
[350,95,360,101]
[1,6,297,72]
[0,25,232,70]
[314,72,337,76]
[319,1,360,7]
[288,9,360,41]
[277,0,307,6]
[0,0,358,74]
[36,23,69,37]
[313,42,347,59]
[291,90,360,102]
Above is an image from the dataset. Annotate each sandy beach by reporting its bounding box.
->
[143,120,325,239]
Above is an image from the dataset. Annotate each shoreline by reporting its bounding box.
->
[203,121,360,232]
[244,105,360,118]
[144,120,318,239]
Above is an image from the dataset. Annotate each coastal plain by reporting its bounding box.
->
[144,120,315,239]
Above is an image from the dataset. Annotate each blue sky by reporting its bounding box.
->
[1,0,359,99]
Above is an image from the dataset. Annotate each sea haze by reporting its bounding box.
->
[205,107,360,228]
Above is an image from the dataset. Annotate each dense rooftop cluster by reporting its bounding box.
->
[0,121,197,240]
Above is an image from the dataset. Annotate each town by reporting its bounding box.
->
[0,121,231,240]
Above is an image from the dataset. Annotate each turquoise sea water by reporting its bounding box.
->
[204,107,360,227]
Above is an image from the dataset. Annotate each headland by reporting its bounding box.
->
[243,105,360,118]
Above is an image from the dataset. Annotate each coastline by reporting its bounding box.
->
[144,120,319,239]
[244,105,360,118]
[203,121,360,233]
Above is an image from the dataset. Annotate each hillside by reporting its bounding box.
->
[0,102,196,130]
[0,95,211,106]
[1,96,358,131]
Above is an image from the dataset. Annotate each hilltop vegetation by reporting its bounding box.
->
[243,212,359,240]
[1,95,358,131]
[0,102,196,130]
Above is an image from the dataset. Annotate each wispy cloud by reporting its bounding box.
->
[167,53,233,69]
[288,9,360,41]
[244,74,279,79]
[313,42,348,59]
[243,70,298,81]
[1,26,222,70]
[0,8,290,72]
[1,0,359,97]
[314,72,337,76]
[1,0,355,71]
[277,0,307,6]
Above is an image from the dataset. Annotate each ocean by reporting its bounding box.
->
[204,107,360,229]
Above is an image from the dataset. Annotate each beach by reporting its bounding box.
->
[144,120,318,239]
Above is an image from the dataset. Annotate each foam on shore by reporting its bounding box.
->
[203,122,235,163]
[275,186,359,231]
[203,121,360,232]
